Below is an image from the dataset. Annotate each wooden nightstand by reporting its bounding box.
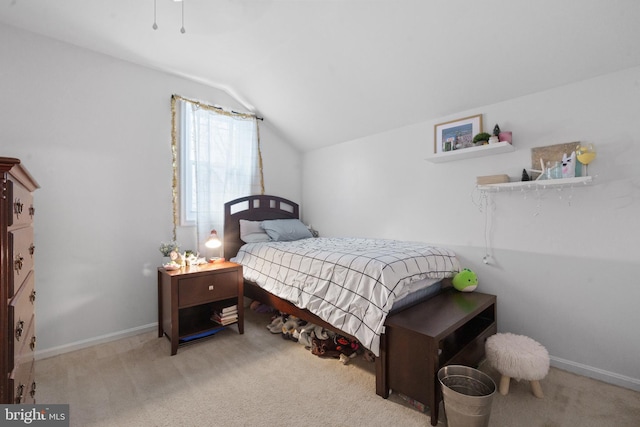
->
[157,261,244,355]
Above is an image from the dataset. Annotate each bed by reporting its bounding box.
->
[222,195,462,389]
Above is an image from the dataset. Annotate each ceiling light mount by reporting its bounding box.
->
[152,0,186,34]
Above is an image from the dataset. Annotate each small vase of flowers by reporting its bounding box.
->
[159,241,180,265]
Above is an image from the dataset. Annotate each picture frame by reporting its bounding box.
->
[433,114,483,154]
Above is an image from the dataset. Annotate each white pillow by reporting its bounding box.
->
[261,219,313,242]
[239,220,271,243]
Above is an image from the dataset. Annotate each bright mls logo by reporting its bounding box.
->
[1,405,69,426]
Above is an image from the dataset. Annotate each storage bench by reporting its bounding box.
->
[376,288,497,426]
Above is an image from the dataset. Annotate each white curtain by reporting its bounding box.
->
[175,96,263,255]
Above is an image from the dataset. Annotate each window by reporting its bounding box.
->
[171,95,263,251]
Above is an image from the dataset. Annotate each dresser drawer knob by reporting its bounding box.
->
[30,336,37,351]
[30,290,37,303]
[29,243,36,256]
[29,204,35,217]
[30,381,37,398]
[15,320,24,341]
[209,285,214,291]
[14,254,24,272]
[15,383,24,403]
[14,198,23,217]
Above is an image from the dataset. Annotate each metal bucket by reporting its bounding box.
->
[438,365,496,427]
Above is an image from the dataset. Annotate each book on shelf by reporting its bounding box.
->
[211,305,238,325]
[220,304,238,314]
[212,311,238,321]
[211,314,238,326]
[213,308,237,318]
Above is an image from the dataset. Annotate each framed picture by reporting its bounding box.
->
[433,114,483,154]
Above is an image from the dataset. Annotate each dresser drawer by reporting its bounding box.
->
[179,271,238,307]
[9,227,35,297]
[11,314,35,374]
[9,272,36,367]
[9,359,35,404]
[8,178,35,228]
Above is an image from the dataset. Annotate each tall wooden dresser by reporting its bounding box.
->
[1,157,39,404]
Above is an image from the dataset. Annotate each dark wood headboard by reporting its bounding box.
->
[223,195,300,260]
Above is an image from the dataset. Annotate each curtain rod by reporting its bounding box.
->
[171,94,263,121]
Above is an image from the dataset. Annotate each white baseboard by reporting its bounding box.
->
[34,323,157,361]
[551,356,640,392]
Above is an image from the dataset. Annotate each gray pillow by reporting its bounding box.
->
[261,219,313,242]
[239,220,271,243]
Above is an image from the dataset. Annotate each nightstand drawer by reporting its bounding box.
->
[178,271,237,307]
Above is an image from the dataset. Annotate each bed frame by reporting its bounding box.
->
[223,195,356,337]
[222,194,454,415]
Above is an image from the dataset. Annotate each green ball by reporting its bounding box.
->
[453,268,478,292]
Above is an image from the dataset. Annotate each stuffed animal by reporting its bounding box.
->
[562,152,576,178]
[452,268,478,292]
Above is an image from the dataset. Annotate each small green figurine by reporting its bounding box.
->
[493,124,501,136]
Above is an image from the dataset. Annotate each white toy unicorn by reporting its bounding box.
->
[562,151,576,178]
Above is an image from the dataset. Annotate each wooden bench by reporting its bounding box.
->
[376,289,497,426]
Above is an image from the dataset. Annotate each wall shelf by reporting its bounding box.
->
[477,175,592,192]
[425,141,514,163]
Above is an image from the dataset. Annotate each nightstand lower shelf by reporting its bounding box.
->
[177,303,237,343]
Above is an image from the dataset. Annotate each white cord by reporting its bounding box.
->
[152,0,158,30]
[180,1,186,33]
[471,187,493,264]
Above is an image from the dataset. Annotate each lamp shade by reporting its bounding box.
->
[205,230,222,248]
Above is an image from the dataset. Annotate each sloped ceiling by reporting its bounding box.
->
[2,0,640,152]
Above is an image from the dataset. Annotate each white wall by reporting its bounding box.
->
[0,24,302,356]
[3,19,638,392]
[302,67,640,391]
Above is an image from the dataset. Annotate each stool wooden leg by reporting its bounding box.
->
[499,375,510,395]
[530,380,544,398]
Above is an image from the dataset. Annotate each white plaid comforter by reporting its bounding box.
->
[232,237,460,356]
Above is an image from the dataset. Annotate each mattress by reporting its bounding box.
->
[232,237,460,355]
[390,277,443,313]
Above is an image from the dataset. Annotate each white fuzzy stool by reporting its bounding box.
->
[485,333,550,398]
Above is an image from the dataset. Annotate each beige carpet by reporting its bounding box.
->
[35,309,640,426]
